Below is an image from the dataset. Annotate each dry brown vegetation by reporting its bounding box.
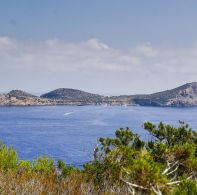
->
[0,171,89,195]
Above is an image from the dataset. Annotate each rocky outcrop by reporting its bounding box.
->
[1,82,197,107]
[132,82,197,107]
[7,90,36,98]
[0,92,49,106]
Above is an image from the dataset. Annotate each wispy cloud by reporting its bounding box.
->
[0,36,197,94]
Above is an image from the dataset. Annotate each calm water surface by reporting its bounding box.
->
[0,106,196,166]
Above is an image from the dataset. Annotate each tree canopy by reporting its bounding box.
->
[84,121,197,194]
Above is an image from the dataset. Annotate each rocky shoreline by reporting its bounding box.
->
[1,82,197,107]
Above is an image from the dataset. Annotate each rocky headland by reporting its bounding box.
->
[1,82,197,107]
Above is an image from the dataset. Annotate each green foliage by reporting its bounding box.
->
[0,142,18,171]
[18,160,32,171]
[32,156,55,174]
[94,127,144,161]
[85,122,197,194]
[57,160,75,177]
[85,128,145,188]
[144,121,197,146]
[172,180,197,195]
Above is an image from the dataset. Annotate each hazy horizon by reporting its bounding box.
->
[1,0,197,94]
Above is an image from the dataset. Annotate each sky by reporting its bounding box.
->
[0,0,197,95]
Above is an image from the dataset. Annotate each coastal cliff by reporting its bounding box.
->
[132,82,197,106]
[1,82,197,107]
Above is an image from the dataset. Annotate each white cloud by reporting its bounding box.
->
[86,38,110,50]
[136,43,159,57]
[0,37,140,73]
[0,36,197,94]
[0,36,17,49]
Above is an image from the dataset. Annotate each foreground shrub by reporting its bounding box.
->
[0,142,18,171]
[84,122,197,194]
[18,160,31,171]
[32,156,55,174]
[57,159,76,177]
[172,180,197,195]
[0,171,94,195]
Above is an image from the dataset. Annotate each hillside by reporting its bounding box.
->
[1,82,197,106]
[7,90,36,98]
[41,88,103,100]
[132,82,197,106]
[0,90,52,106]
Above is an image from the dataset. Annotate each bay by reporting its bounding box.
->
[0,105,196,166]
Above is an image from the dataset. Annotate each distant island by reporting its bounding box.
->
[1,82,197,107]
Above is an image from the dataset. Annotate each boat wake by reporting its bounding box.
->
[64,112,74,116]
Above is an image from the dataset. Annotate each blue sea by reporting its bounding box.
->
[0,105,196,166]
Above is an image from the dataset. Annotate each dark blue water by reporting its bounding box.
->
[0,106,196,166]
